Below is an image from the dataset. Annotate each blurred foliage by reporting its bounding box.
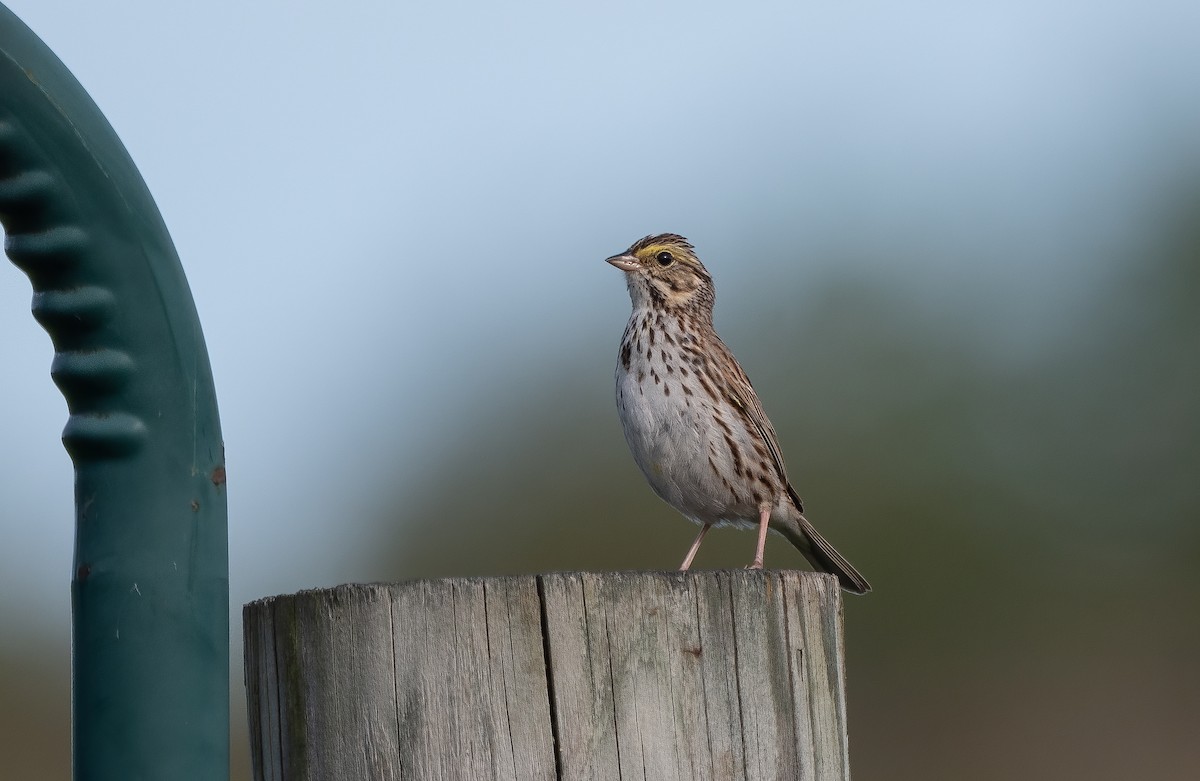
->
[4,187,1195,777]
[0,652,69,778]
[366,188,1200,780]
[3,176,1196,781]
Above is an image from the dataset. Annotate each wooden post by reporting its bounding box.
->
[243,571,852,781]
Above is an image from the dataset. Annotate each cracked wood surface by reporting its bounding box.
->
[244,571,850,781]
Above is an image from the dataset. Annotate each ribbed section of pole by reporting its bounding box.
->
[0,6,229,779]
[244,571,852,781]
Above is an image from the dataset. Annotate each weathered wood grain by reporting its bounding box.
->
[243,571,851,780]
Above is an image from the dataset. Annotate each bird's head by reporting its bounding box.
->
[605,233,714,314]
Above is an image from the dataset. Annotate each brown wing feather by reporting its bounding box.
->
[707,334,803,509]
[707,336,871,593]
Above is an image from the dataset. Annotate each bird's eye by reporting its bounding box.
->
[655,251,674,266]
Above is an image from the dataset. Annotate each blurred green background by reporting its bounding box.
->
[2,1,1197,779]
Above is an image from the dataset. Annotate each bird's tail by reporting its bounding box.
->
[779,513,871,594]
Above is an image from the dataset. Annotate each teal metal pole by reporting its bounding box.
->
[0,6,229,779]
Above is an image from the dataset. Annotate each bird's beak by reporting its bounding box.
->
[606,254,640,272]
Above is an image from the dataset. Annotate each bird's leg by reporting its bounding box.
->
[679,523,713,571]
[749,507,771,569]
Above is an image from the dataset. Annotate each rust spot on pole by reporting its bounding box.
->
[210,465,226,487]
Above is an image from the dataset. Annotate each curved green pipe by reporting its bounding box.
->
[0,6,229,778]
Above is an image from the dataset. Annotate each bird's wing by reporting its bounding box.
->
[707,335,804,511]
